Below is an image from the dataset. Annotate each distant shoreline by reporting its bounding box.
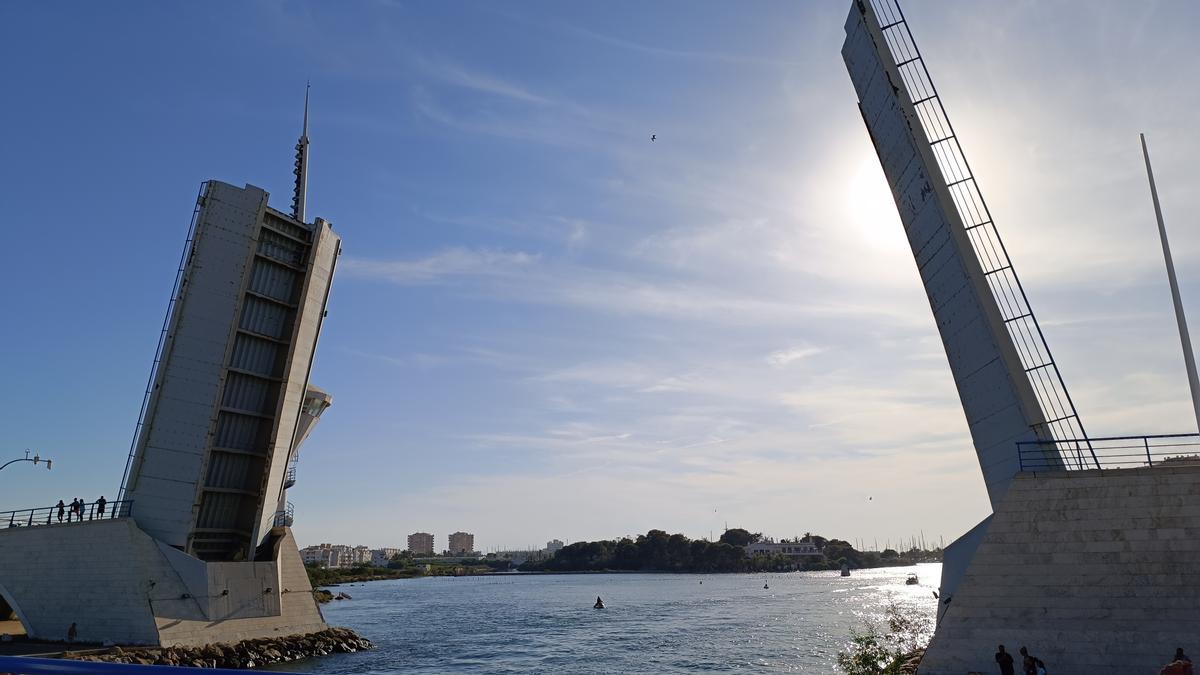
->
[319,562,930,587]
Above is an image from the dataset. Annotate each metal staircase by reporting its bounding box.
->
[865,0,1095,469]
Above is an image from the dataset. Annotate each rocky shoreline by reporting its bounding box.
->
[61,627,372,669]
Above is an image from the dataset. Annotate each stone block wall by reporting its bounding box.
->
[0,520,325,646]
[918,465,1200,674]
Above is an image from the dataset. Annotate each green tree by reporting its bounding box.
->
[718,528,760,547]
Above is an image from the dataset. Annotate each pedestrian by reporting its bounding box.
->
[995,644,1015,675]
[68,498,77,522]
[96,495,107,518]
[1019,647,1046,675]
[66,622,77,643]
[1176,648,1192,664]
[76,496,85,520]
[1161,657,1194,675]
[56,500,65,523]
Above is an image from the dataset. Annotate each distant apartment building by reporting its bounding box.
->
[744,540,823,559]
[448,532,475,555]
[408,532,435,556]
[544,539,565,555]
[299,543,373,568]
[371,548,402,566]
[300,543,335,567]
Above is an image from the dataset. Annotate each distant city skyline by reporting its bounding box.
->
[4,2,1200,553]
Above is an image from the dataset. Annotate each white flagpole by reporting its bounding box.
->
[1141,133,1200,434]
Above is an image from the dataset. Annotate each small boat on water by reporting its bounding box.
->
[840,563,851,577]
[905,574,919,585]
[593,596,605,609]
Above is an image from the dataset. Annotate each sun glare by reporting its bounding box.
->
[845,158,904,249]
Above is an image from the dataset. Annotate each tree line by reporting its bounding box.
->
[518,528,942,574]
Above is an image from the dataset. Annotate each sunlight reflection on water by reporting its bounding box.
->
[267,563,941,674]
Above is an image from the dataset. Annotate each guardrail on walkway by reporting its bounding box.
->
[2,501,132,529]
[0,655,300,674]
[1017,433,1200,472]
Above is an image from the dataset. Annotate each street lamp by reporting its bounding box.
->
[0,449,53,472]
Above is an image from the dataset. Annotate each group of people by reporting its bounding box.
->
[995,645,1192,675]
[995,645,1046,675]
[54,496,106,523]
[998,643,1046,667]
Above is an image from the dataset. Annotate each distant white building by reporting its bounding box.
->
[299,543,373,568]
[372,548,402,566]
[544,539,565,555]
[745,540,823,559]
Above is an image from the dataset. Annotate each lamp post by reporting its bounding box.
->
[0,449,53,473]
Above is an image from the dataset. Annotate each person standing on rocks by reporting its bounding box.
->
[995,645,1015,675]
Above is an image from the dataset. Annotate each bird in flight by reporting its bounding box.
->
[651,134,656,141]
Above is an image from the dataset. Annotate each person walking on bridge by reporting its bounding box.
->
[96,495,107,518]
[995,645,1014,675]
[56,500,65,523]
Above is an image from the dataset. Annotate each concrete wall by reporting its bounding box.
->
[0,520,324,646]
[125,182,268,548]
[918,466,1200,675]
[842,2,1049,510]
[250,219,340,551]
[157,529,326,647]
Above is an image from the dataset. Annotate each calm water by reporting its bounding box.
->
[271,564,940,674]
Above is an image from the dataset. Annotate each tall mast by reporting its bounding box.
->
[1141,133,1200,433]
[292,82,310,223]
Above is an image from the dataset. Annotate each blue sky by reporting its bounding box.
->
[3,1,1200,552]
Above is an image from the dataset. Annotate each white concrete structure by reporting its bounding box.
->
[917,466,1200,674]
[120,179,340,562]
[841,0,1096,609]
[0,519,324,646]
[0,103,345,647]
[842,3,1200,672]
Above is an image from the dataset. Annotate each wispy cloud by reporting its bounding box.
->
[341,248,538,284]
[766,345,825,367]
[429,62,552,105]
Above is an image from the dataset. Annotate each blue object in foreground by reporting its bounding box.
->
[0,656,301,674]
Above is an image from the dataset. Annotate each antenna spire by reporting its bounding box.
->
[292,82,310,223]
[1141,133,1200,434]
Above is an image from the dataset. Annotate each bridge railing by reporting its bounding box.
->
[1017,433,1200,472]
[2,500,132,529]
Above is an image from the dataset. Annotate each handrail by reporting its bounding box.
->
[274,501,295,528]
[2,500,132,529]
[864,0,1094,465]
[118,182,209,501]
[1017,434,1200,471]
